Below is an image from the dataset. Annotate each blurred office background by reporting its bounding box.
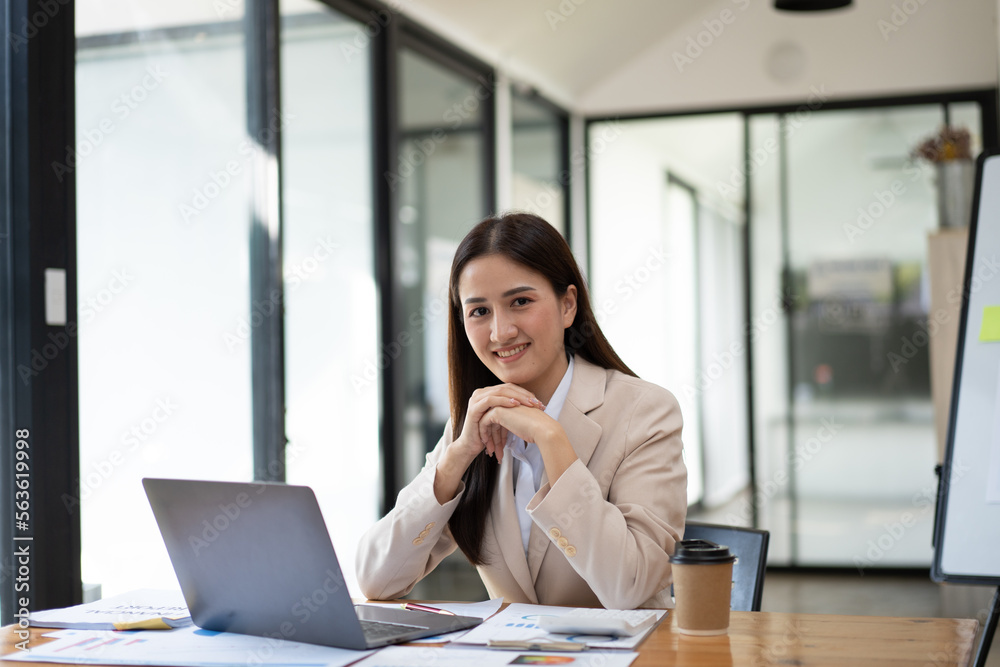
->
[4,1,1000,658]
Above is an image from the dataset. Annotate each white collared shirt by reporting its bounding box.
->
[509,355,575,554]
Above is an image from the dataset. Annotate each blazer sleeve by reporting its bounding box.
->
[355,429,464,600]
[526,382,686,609]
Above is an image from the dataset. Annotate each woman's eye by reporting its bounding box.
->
[468,307,488,318]
[513,297,531,307]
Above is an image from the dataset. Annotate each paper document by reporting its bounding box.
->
[350,646,639,667]
[454,604,667,650]
[4,625,372,667]
[28,589,190,631]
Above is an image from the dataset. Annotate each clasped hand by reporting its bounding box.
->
[457,384,554,464]
[434,384,577,505]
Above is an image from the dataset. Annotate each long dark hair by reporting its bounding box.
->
[446,212,635,565]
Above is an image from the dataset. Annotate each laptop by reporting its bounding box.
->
[142,477,482,650]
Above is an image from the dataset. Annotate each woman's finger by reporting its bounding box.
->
[478,412,493,450]
[462,386,544,459]
[495,430,506,463]
[472,384,543,410]
[476,410,502,459]
[492,424,508,464]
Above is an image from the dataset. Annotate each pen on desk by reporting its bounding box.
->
[399,602,456,616]
[487,640,588,652]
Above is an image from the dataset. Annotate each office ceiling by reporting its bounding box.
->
[400,0,710,105]
[388,0,1000,115]
[77,0,998,114]
[77,0,702,103]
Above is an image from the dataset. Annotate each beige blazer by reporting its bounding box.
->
[355,357,687,609]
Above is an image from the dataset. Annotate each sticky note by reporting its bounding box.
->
[113,617,173,631]
[980,306,1000,342]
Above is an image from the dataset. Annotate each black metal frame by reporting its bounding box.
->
[1,0,82,623]
[741,118,758,528]
[372,1,403,516]
[1,3,12,623]
[556,107,571,245]
[246,0,288,483]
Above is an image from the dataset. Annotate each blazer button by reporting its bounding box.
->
[412,537,424,546]
[557,537,569,548]
[418,529,430,538]
[549,527,562,539]
[564,545,577,557]
[424,522,436,531]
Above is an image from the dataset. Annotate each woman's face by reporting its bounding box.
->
[457,254,577,403]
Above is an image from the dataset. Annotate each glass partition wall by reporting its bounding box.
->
[749,103,984,567]
[511,91,568,232]
[280,2,379,596]
[75,6,253,596]
[588,113,750,511]
[394,44,490,486]
[73,2,503,600]
[392,41,493,599]
[590,97,989,568]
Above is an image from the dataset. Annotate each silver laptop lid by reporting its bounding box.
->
[142,477,370,649]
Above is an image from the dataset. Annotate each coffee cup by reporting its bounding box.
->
[669,538,737,636]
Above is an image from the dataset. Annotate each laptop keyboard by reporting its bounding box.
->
[360,618,426,641]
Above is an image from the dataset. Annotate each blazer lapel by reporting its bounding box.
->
[526,521,549,583]
[561,357,606,467]
[527,357,606,582]
[491,450,537,602]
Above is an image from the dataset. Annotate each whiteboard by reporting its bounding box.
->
[932,151,1000,584]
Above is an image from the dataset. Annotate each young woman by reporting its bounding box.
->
[356,212,686,609]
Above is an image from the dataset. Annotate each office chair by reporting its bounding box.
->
[680,521,770,612]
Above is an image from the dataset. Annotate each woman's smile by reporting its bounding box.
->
[494,343,529,360]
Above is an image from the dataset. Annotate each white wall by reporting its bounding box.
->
[580,0,998,115]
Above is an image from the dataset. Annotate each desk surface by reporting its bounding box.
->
[2,610,979,666]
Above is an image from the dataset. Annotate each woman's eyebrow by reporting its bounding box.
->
[463,286,536,305]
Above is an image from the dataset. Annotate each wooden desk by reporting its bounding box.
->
[642,611,977,666]
[2,611,978,666]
